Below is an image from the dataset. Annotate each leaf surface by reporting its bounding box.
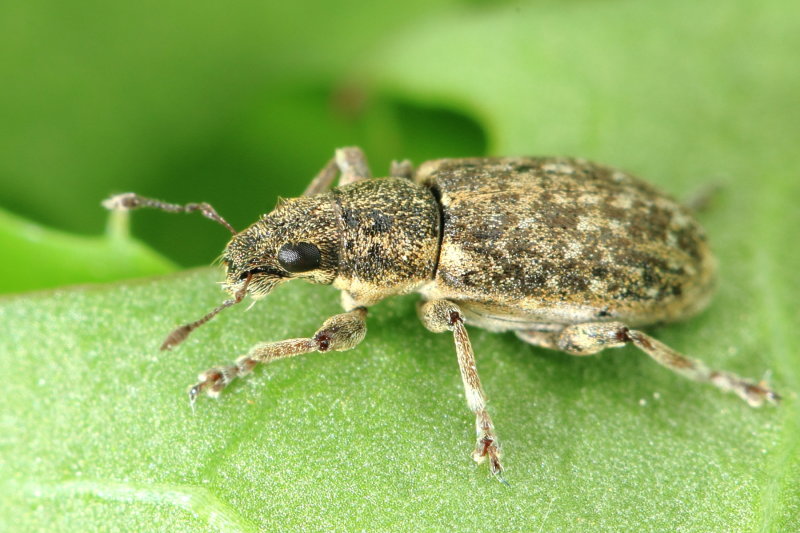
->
[2,0,799,531]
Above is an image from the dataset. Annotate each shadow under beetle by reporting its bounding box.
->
[104,147,780,479]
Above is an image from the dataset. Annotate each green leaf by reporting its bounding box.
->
[2,0,799,531]
[1,261,797,531]
[0,0,481,267]
[0,208,175,294]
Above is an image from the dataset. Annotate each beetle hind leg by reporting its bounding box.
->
[548,321,780,407]
[418,299,504,479]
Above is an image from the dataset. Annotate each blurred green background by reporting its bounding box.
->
[1,0,488,292]
[3,0,796,292]
[1,0,798,531]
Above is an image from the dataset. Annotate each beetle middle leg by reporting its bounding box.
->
[302,147,373,196]
[188,308,367,403]
[530,321,780,407]
[418,299,504,478]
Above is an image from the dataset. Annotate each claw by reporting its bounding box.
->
[473,435,505,480]
[740,380,781,407]
[187,381,206,414]
[487,449,506,484]
[495,471,510,486]
[188,383,202,404]
[766,390,783,404]
[186,367,229,411]
[758,380,782,405]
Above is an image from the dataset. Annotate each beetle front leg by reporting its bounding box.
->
[418,299,504,479]
[556,322,780,406]
[189,308,367,404]
[303,146,372,196]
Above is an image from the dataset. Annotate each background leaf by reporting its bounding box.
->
[2,0,798,531]
[0,208,175,293]
[0,0,485,267]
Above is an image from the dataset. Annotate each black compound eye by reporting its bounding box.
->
[277,242,321,273]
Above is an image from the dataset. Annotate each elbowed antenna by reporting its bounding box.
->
[102,192,244,348]
[161,273,252,350]
[102,193,237,234]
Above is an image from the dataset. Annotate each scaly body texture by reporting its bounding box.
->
[104,147,779,481]
[415,157,715,330]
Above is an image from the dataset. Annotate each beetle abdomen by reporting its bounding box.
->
[417,157,716,328]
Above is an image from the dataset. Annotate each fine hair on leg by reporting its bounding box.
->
[418,299,505,479]
[555,321,780,406]
[189,308,367,405]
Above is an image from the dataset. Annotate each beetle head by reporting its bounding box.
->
[221,195,340,300]
[159,194,340,351]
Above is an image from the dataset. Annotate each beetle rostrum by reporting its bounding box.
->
[104,146,780,481]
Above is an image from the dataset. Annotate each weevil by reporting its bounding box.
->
[104,147,780,478]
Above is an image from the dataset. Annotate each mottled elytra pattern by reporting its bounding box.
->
[416,157,716,328]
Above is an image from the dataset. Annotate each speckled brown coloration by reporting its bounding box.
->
[219,177,439,307]
[415,157,716,330]
[104,146,780,482]
[223,195,341,297]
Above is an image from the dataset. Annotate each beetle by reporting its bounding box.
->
[104,146,780,478]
